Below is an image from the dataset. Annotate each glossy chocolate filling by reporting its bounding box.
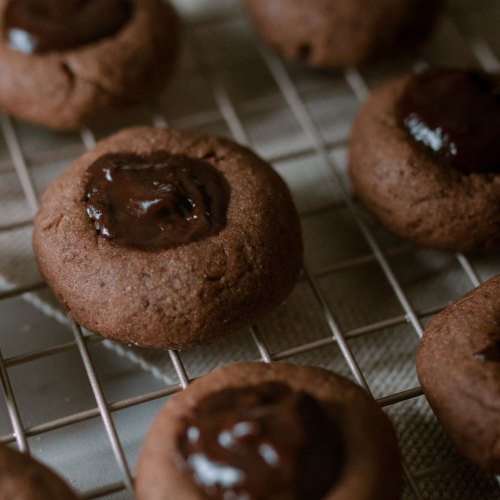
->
[177,382,345,500]
[4,0,132,54]
[475,339,500,363]
[397,69,500,173]
[84,152,229,251]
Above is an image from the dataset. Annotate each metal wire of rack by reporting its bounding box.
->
[0,0,500,498]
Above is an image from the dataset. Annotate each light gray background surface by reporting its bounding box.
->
[1,0,500,498]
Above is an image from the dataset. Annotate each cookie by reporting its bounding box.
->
[349,69,500,252]
[0,0,178,130]
[417,276,500,473]
[33,126,303,350]
[244,0,441,68]
[136,362,402,500]
[0,445,78,499]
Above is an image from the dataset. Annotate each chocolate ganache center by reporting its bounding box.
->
[4,0,132,54]
[178,382,345,500]
[475,339,500,363]
[84,152,229,252]
[397,69,500,173]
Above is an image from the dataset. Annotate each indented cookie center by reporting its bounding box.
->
[396,69,500,173]
[177,382,345,500]
[84,152,229,251]
[4,0,132,54]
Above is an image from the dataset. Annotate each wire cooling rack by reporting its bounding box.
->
[1,0,500,498]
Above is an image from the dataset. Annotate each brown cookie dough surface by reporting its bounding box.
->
[417,276,500,473]
[33,127,303,350]
[136,362,402,500]
[349,69,500,252]
[0,0,178,130]
[0,445,78,499]
[244,0,441,68]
